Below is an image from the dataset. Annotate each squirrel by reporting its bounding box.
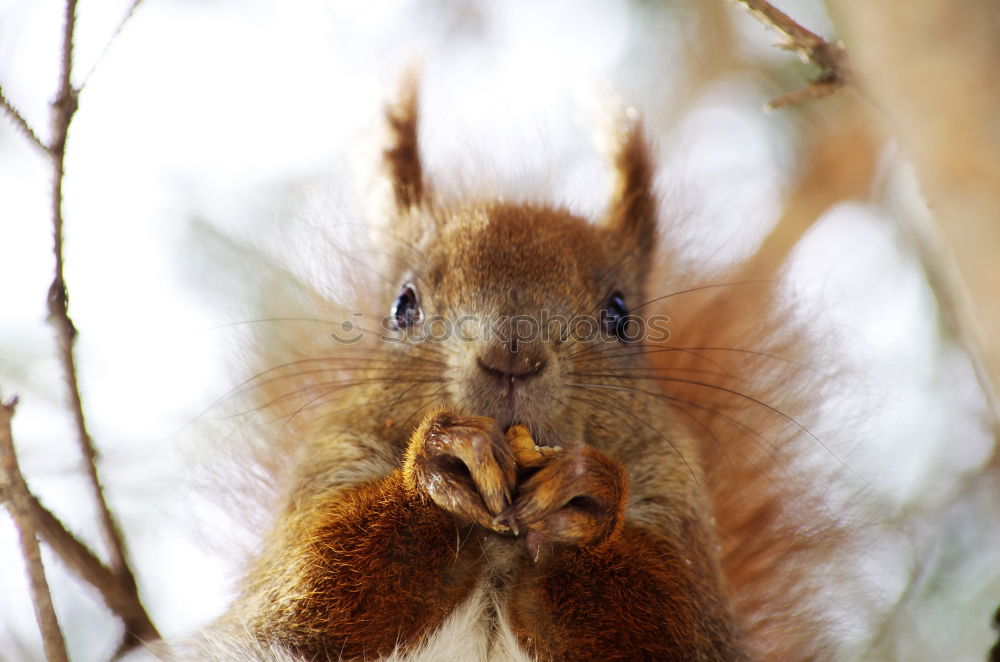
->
[164,77,858,661]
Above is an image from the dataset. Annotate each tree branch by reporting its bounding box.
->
[38,0,161,652]
[46,0,131,585]
[733,0,851,109]
[0,86,48,154]
[0,398,70,662]
[0,0,160,649]
[2,463,160,652]
[79,0,147,90]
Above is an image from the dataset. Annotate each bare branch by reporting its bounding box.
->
[47,0,119,578]
[49,0,79,160]
[2,469,160,649]
[0,0,159,653]
[733,0,851,109]
[0,463,160,651]
[0,86,49,154]
[766,78,841,111]
[41,0,160,651]
[79,0,147,90]
[0,398,70,662]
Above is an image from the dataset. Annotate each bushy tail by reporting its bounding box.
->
[646,247,867,659]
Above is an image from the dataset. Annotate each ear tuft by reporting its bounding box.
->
[600,109,658,259]
[383,70,425,212]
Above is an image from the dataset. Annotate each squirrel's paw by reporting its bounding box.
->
[497,443,628,559]
[404,411,517,533]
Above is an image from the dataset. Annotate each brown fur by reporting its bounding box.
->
[644,218,858,658]
[253,474,481,658]
[510,522,744,662]
[205,80,857,661]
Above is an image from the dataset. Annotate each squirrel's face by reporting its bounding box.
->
[382,203,650,447]
[371,79,658,447]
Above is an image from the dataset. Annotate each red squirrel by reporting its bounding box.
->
[168,77,856,661]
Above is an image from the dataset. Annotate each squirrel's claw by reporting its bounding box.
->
[503,443,628,549]
[405,411,518,532]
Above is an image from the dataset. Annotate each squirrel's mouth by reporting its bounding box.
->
[460,380,562,448]
[469,378,526,423]
[456,348,564,447]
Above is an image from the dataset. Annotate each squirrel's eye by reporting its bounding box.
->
[391,283,422,328]
[601,291,633,343]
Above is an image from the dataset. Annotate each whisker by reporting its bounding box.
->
[564,388,698,486]
[571,365,744,382]
[566,343,724,371]
[393,384,455,433]
[375,379,448,430]
[234,376,446,422]
[205,356,444,412]
[569,344,804,372]
[630,280,774,312]
[586,375,854,475]
[567,379,777,472]
[250,365,442,393]
[554,390,658,457]
[202,315,465,358]
[243,351,448,384]
[283,382,449,432]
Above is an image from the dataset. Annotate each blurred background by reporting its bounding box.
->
[0,0,997,660]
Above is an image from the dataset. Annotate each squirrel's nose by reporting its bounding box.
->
[476,343,547,383]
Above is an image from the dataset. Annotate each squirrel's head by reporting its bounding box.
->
[371,78,660,447]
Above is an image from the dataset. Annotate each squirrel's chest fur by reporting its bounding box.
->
[362,535,536,662]
[187,565,536,661]
[382,581,535,662]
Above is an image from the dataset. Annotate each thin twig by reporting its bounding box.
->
[0,398,70,662]
[1,464,160,651]
[0,86,49,154]
[0,0,158,653]
[48,0,119,580]
[733,0,851,109]
[78,0,147,89]
[767,78,841,110]
[43,0,160,651]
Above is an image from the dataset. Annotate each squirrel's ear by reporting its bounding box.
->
[382,70,425,212]
[600,116,657,263]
